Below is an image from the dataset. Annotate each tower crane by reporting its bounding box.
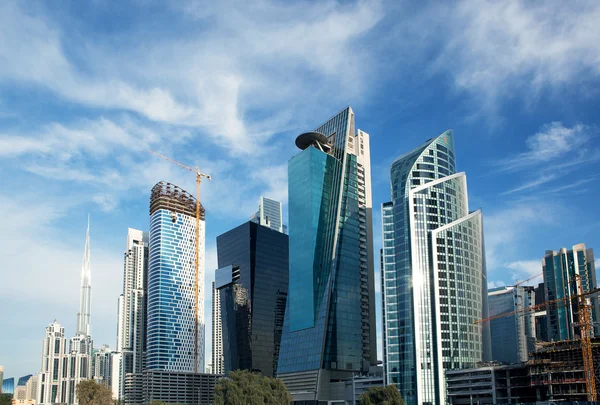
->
[149,149,211,374]
[513,271,542,287]
[475,278,599,401]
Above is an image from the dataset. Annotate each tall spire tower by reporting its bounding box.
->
[77,215,92,336]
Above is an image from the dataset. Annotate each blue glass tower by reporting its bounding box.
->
[147,182,206,372]
[382,131,491,405]
[543,244,599,341]
[277,107,376,403]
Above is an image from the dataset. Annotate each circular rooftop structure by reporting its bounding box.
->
[295,131,329,150]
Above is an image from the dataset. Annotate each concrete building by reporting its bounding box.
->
[116,228,149,399]
[488,286,536,363]
[381,130,491,405]
[250,196,285,233]
[211,282,224,375]
[215,221,289,377]
[543,244,599,341]
[124,370,221,405]
[0,365,4,394]
[277,107,377,403]
[446,364,535,404]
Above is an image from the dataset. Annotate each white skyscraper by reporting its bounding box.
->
[116,229,148,398]
[77,216,92,337]
[64,218,94,405]
[250,196,284,233]
[38,219,94,405]
[211,282,223,375]
[38,321,67,405]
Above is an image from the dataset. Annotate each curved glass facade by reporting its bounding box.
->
[278,107,376,402]
[147,183,205,373]
[382,131,490,405]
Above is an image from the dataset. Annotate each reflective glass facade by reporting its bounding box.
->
[215,221,288,377]
[543,244,599,341]
[278,107,376,402]
[488,286,536,363]
[147,183,205,372]
[382,130,491,405]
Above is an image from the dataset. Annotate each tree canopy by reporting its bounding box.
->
[0,393,13,405]
[359,385,404,405]
[76,380,114,405]
[214,370,292,405]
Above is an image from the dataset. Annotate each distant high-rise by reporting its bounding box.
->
[277,107,376,403]
[215,221,289,377]
[211,282,224,375]
[2,378,14,395]
[77,216,92,337]
[381,130,491,405]
[250,196,284,233]
[0,365,3,394]
[488,286,536,363]
[543,244,599,341]
[39,321,67,404]
[116,228,148,398]
[147,182,206,372]
[62,219,94,405]
[93,345,113,387]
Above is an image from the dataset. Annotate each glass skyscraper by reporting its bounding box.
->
[147,181,205,372]
[277,106,376,403]
[214,221,289,377]
[543,244,599,341]
[488,286,536,363]
[381,130,491,405]
[250,196,284,233]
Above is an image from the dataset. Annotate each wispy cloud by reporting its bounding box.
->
[0,0,384,156]
[435,0,600,108]
[495,122,598,194]
[505,260,542,279]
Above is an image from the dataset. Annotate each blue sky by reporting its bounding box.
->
[1,0,600,379]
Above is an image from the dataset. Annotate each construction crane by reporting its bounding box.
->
[475,279,599,401]
[149,149,211,374]
[575,274,596,400]
[514,271,542,287]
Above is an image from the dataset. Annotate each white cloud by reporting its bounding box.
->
[495,122,598,194]
[499,122,595,171]
[0,0,384,156]
[484,200,558,273]
[505,260,542,280]
[488,280,505,289]
[436,0,600,107]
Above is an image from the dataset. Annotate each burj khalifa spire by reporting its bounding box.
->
[76,215,92,336]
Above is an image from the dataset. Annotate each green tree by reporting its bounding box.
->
[214,370,292,405]
[0,393,13,405]
[359,385,404,405]
[76,380,114,405]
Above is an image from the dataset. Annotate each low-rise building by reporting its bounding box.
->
[124,371,222,405]
[446,364,535,404]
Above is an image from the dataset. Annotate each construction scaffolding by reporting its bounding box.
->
[529,338,600,401]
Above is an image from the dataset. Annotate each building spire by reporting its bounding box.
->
[76,214,92,336]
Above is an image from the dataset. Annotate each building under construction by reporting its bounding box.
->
[446,338,600,404]
[529,338,600,401]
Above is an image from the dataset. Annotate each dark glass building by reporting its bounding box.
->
[277,106,377,403]
[215,221,289,377]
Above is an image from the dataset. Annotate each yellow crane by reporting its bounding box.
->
[149,149,211,373]
[476,278,598,401]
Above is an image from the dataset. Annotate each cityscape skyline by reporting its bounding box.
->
[1,0,600,391]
